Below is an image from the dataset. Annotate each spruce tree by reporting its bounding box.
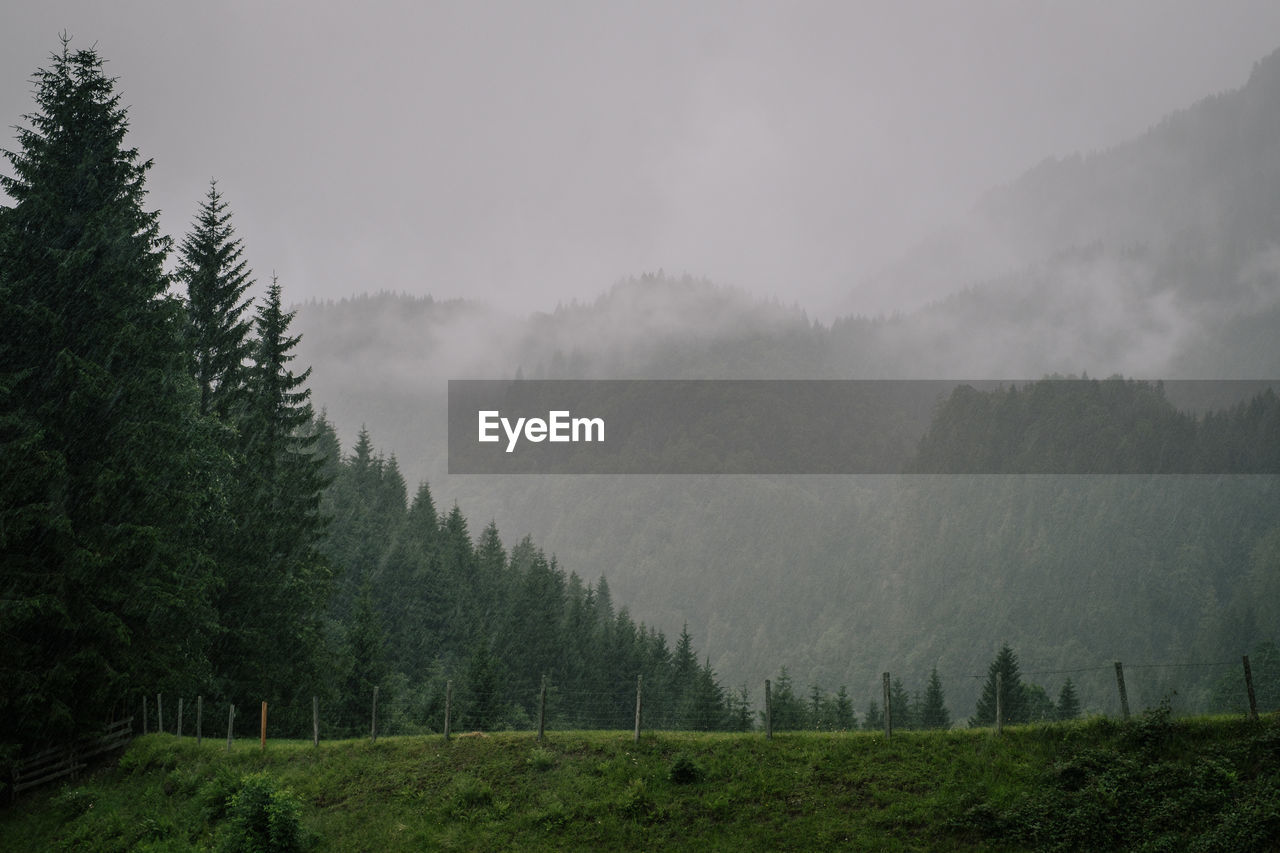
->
[863,700,884,732]
[920,667,952,730]
[832,686,856,730]
[0,40,218,743]
[1056,678,1081,720]
[972,644,1029,726]
[176,179,254,419]
[889,677,915,730]
[217,274,330,713]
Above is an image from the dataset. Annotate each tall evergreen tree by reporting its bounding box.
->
[767,667,808,731]
[176,179,254,419]
[831,686,856,730]
[1056,678,1081,721]
[919,668,951,730]
[889,677,916,730]
[972,644,1029,726]
[0,40,218,744]
[863,700,884,732]
[216,274,330,714]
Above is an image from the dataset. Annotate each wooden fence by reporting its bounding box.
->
[9,717,134,802]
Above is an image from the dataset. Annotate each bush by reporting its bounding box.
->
[217,772,307,852]
[668,754,703,785]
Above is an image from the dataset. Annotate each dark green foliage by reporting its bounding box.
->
[1,40,744,758]
[462,636,502,730]
[920,668,952,730]
[889,677,916,730]
[972,645,1029,726]
[668,753,703,784]
[912,377,1280,474]
[959,714,1280,852]
[1023,682,1056,723]
[177,179,254,420]
[1056,678,1081,721]
[217,772,306,853]
[312,425,740,733]
[215,274,331,728]
[0,39,219,744]
[766,668,808,731]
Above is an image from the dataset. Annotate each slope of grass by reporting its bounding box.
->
[2,711,1277,851]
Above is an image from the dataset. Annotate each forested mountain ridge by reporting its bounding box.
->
[0,42,745,764]
[853,46,1280,357]
[293,48,1280,718]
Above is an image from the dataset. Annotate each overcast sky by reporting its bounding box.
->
[4,1,1280,317]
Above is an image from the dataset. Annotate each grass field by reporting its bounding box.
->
[3,710,1278,851]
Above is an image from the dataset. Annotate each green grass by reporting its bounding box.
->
[3,711,1278,851]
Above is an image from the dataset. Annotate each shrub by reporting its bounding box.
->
[216,772,306,852]
[669,754,703,785]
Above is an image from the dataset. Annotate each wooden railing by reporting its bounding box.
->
[9,717,134,801]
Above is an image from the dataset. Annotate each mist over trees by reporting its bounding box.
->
[284,47,1280,716]
[4,33,1279,763]
[0,42,744,752]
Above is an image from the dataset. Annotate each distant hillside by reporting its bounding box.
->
[851,46,1280,376]
[292,48,1280,717]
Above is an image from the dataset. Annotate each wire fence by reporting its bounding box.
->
[130,653,1274,748]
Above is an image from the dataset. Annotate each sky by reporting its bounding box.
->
[3,1,1280,318]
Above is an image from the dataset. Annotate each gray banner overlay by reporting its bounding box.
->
[447,380,1279,474]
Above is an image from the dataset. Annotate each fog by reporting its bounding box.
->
[5,2,1280,319]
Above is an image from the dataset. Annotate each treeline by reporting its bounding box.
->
[765,646,1080,733]
[0,40,739,753]
[314,424,749,735]
[0,42,329,750]
[911,377,1280,473]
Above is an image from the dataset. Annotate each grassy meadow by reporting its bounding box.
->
[2,711,1278,851]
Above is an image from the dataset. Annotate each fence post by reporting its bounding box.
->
[995,671,1003,735]
[313,696,320,747]
[260,702,267,751]
[444,680,453,741]
[1243,655,1259,722]
[197,696,203,746]
[1114,661,1130,721]
[371,686,379,743]
[883,672,892,739]
[226,704,235,753]
[157,693,163,734]
[634,676,645,742]
[177,697,183,738]
[765,679,773,740]
[142,696,148,736]
[537,676,547,742]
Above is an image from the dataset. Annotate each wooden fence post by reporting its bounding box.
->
[177,697,183,738]
[197,696,203,746]
[226,704,235,752]
[633,675,643,743]
[142,696,148,736]
[1243,655,1259,722]
[157,693,163,734]
[313,696,320,747]
[371,686,379,743]
[260,702,267,751]
[537,676,547,742]
[883,672,892,739]
[1114,661,1130,721]
[995,671,1003,735]
[765,679,773,740]
[443,681,453,741]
